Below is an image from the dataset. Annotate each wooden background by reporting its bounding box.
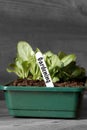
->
[0,0,87,85]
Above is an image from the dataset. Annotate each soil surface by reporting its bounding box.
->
[9,78,86,87]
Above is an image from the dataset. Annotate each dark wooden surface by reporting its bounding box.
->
[0,0,87,24]
[0,0,87,86]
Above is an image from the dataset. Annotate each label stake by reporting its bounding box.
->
[36,52,54,87]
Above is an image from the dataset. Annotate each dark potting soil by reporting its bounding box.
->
[9,78,86,87]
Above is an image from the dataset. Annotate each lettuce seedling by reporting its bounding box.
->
[7,41,86,82]
[43,51,86,82]
[7,41,41,79]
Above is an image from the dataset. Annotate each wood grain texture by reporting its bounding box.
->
[0,0,87,85]
[0,0,87,25]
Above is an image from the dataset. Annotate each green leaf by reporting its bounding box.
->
[17,41,34,61]
[43,51,53,62]
[22,61,31,78]
[52,77,60,82]
[7,63,24,78]
[58,51,67,60]
[71,67,86,78]
[49,54,63,70]
[61,54,76,67]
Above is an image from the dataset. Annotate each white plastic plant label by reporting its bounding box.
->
[36,52,54,87]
